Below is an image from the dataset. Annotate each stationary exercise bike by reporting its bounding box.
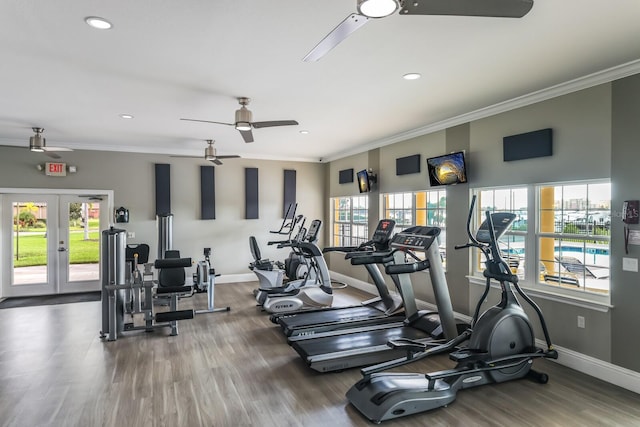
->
[249,213,310,290]
[192,248,231,315]
[346,196,558,423]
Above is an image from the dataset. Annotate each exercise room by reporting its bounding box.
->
[1,1,639,426]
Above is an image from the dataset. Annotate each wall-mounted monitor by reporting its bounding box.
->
[426,151,468,187]
[356,169,371,193]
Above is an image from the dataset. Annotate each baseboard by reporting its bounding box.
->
[538,339,640,395]
[329,270,640,396]
[216,273,256,284]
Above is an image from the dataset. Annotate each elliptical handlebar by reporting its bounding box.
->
[269,203,298,235]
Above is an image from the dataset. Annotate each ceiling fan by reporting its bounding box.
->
[29,127,73,159]
[172,140,241,165]
[303,0,534,62]
[180,97,298,143]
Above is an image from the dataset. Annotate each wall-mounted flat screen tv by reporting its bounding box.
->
[356,169,371,193]
[426,151,468,187]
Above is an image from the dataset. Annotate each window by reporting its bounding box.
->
[537,182,610,295]
[475,188,528,279]
[472,181,610,301]
[331,196,369,246]
[382,190,447,264]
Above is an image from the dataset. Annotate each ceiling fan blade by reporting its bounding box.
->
[43,146,73,152]
[239,129,254,143]
[170,155,202,159]
[180,118,234,126]
[215,155,241,159]
[399,0,533,18]
[252,120,299,129]
[303,13,369,62]
[43,151,61,159]
[211,159,223,165]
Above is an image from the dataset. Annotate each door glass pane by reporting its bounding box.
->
[68,201,100,282]
[12,201,48,285]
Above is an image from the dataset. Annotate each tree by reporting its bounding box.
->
[69,203,83,226]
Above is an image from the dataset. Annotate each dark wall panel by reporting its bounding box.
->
[503,128,553,161]
[396,154,421,175]
[245,167,259,219]
[200,165,216,220]
[155,163,171,215]
[339,168,353,184]
[283,169,296,218]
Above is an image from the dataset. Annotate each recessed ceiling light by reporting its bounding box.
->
[85,16,112,30]
[403,73,421,80]
[119,114,134,119]
[299,130,309,135]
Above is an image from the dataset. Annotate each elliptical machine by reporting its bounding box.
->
[260,220,334,314]
[346,196,558,423]
[249,213,309,290]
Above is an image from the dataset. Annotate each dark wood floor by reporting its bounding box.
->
[1,281,639,427]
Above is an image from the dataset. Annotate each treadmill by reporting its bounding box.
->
[289,226,460,373]
[271,220,406,338]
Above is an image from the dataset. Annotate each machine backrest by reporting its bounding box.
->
[158,250,186,288]
[249,236,262,261]
[125,243,150,270]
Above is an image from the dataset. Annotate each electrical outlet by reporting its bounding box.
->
[127,231,135,239]
[577,315,585,329]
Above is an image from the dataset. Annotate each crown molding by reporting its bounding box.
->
[324,59,640,163]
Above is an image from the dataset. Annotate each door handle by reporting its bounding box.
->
[58,247,67,252]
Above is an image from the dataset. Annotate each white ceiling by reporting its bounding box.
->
[1,0,639,163]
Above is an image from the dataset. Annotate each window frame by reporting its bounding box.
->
[471,180,611,305]
[330,195,369,247]
[381,189,447,266]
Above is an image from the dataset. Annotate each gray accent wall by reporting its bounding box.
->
[611,73,640,371]
[443,124,471,315]
[0,148,324,274]
[327,79,640,373]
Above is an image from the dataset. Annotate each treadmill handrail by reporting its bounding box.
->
[385,259,431,275]
[349,251,396,266]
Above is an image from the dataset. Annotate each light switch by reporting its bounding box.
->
[622,257,638,272]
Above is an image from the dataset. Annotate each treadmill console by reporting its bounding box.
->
[390,226,440,251]
[306,219,322,243]
[371,219,396,244]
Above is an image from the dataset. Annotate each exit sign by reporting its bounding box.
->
[45,162,66,177]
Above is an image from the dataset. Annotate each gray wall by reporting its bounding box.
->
[611,73,640,371]
[326,80,638,372]
[0,148,325,275]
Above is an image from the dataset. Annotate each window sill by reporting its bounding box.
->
[467,275,613,313]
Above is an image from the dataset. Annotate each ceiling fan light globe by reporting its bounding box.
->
[235,122,252,131]
[357,0,398,18]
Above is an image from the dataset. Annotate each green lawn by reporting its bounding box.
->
[13,231,100,267]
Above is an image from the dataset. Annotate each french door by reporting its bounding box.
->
[1,192,110,297]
